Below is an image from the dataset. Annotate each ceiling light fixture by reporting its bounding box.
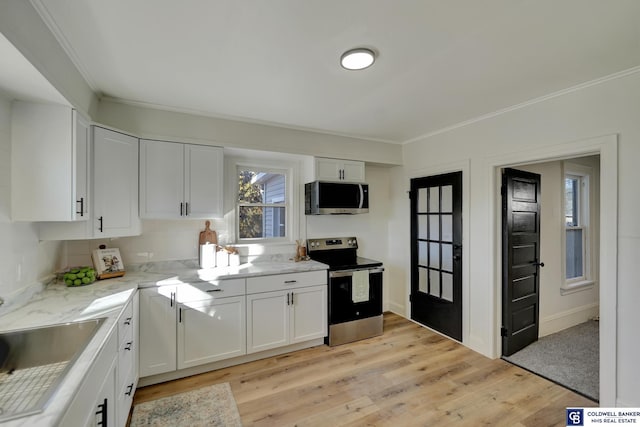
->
[340,48,376,70]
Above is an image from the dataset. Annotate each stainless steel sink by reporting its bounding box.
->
[0,318,106,422]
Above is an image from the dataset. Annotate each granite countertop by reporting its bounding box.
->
[0,259,328,426]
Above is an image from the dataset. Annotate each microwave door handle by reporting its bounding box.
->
[358,184,364,209]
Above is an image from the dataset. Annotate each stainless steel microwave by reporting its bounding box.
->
[305,181,369,215]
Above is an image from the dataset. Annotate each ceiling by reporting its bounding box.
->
[30,0,640,143]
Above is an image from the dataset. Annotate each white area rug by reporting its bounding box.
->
[130,383,242,427]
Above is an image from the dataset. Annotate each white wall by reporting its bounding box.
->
[517,158,600,336]
[389,70,640,406]
[96,98,402,166]
[0,93,62,302]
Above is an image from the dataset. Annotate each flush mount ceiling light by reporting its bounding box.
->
[340,48,376,70]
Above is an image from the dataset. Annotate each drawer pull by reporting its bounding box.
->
[96,398,108,426]
[284,280,297,284]
[124,317,132,325]
[124,341,133,351]
[206,289,222,292]
[125,383,134,396]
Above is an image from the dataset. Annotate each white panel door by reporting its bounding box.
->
[139,287,177,377]
[184,144,223,218]
[93,127,140,237]
[247,290,289,353]
[290,285,327,343]
[139,139,184,219]
[177,296,246,369]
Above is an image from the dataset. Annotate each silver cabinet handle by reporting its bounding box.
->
[284,280,297,284]
[206,289,222,292]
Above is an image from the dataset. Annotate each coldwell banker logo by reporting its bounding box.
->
[566,408,584,426]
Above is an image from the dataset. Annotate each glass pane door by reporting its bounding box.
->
[417,185,454,302]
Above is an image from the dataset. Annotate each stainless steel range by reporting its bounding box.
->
[307,237,384,346]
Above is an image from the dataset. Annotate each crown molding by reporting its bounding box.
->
[403,65,640,145]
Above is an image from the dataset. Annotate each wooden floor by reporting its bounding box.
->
[132,313,595,426]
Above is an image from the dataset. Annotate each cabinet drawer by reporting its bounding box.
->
[118,299,134,345]
[118,324,134,387]
[246,270,327,294]
[178,278,245,301]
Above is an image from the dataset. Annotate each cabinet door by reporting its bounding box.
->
[139,139,184,219]
[177,296,246,369]
[93,127,141,237]
[247,290,289,353]
[74,111,91,220]
[11,101,79,221]
[184,144,223,218]
[315,157,343,181]
[88,357,116,427]
[139,286,177,377]
[341,160,366,182]
[290,285,327,343]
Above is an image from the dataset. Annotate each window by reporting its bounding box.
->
[564,165,591,286]
[237,168,287,241]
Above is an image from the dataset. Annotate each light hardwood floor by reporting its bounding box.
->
[132,313,595,426]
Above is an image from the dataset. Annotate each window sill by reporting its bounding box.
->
[561,280,595,295]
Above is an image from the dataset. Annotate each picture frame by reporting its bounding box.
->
[92,247,126,279]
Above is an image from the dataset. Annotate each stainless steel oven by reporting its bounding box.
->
[307,237,384,346]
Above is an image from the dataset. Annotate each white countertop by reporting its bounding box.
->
[0,260,328,426]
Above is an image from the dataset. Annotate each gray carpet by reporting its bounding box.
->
[503,320,599,402]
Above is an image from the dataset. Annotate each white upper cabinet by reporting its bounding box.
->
[93,127,141,238]
[315,157,365,182]
[140,140,223,219]
[11,101,91,221]
[38,126,141,240]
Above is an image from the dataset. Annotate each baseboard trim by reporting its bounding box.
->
[387,301,406,317]
[539,303,599,337]
[138,338,325,387]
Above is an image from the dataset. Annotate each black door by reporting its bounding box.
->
[410,171,462,341]
[502,168,543,356]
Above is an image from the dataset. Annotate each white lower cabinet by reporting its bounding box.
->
[139,285,177,377]
[116,292,139,427]
[177,296,246,369]
[245,270,328,355]
[139,279,246,377]
[61,293,139,427]
[88,357,116,427]
[246,290,289,353]
[138,271,327,382]
[60,321,118,426]
[246,284,327,354]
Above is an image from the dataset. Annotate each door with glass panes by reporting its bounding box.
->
[410,172,462,341]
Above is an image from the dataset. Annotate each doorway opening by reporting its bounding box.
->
[500,155,600,401]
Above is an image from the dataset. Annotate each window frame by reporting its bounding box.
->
[561,162,593,293]
[235,164,291,244]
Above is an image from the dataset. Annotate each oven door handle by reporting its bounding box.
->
[330,267,384,278]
